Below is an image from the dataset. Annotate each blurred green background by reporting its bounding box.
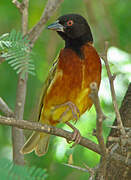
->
[0,0,130,179]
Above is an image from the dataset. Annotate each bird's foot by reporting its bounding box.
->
[54,101,80,123]
[66,122,81,148]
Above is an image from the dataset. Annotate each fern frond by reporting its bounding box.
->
[0,158,48,180]
[0,30,35,78]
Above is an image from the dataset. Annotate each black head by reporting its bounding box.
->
[47,14,93,58]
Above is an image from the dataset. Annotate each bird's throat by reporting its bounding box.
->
[64,34,92,59]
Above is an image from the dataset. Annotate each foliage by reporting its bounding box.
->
[0,30,35,79]
[0,158,48,180]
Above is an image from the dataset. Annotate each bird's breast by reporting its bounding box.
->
[42,44,101,123]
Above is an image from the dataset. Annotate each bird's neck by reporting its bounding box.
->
[64,33,93,59]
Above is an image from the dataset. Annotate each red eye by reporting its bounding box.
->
[67,20,74,26]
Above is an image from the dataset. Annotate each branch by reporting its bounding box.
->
[84,163,96,180]
[89,82,107,179]
[105,83,131,178]
[101,42,126,136]
[0,115,101,155]
[28,0,64,45]
[0,97,14,117]
[12,0,24,13]
[63,163,89,173]
[22,0,29,35]
[89,82,107,156]
[12,0,29,165]
[0,96,129,166]
[63,163,96,179]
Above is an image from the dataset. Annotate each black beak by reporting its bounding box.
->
[47,20,64,32]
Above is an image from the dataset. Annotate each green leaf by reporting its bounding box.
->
[0,158,48,180]
[0,30,35,78]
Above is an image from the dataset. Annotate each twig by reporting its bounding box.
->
[89,82,107,179]
[28,0,64,46]
[12,0,24,13]
[22,0,29,34]
[89,82,107,156]
[63,163,96,179]
[84,163,96,179]
[0,115,101,155]
[102,41,126,136]
[107,125,129,130]
[0,97,14,117]
[63,163,89,173]
[108,136,119,142]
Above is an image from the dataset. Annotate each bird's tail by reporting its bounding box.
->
[20,131,50,156]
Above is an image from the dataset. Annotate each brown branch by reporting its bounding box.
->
[12,75,27,165]
[0,102,129,166]
[89,82,107,179]
[63,162,96,180]
[0,97,14,117]
[12,0,29,166]
[107,125,130,130]
[105,83,131,179]
[0,115,101,155]
[28,0,64,45]
[102,42,126,136]
[12,0,28,33]
[12,0,24,13]
[108,136,120,142]
[84,163,96,179]
[22,0,29,34]
[89,82,107,156]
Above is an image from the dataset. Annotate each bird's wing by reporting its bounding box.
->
[37,57,59,122]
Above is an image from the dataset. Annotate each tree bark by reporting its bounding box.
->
[103,83,131,180]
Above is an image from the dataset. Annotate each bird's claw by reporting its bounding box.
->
[66,122,81,148]
[67,101,80,123]
[53,101,80,123]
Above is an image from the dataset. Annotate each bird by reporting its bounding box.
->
[21,13,102,156]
